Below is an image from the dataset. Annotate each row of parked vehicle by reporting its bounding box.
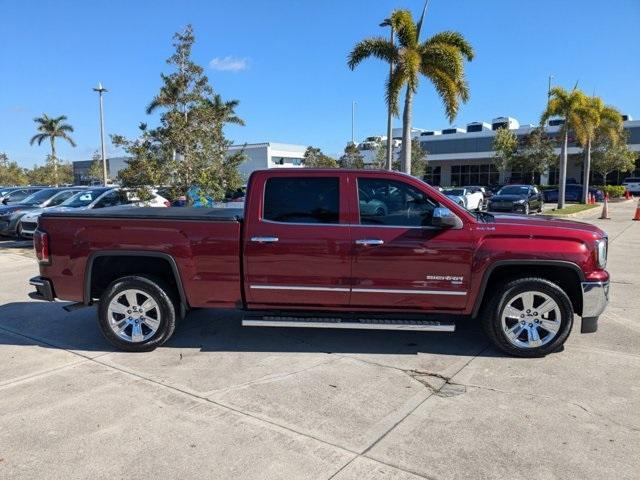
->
[0,186,170,239]
[438,182,611,215]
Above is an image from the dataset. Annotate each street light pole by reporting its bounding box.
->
[380,19,394,170]
[93,82,108,186]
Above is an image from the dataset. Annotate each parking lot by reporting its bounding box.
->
[0,201,638,480]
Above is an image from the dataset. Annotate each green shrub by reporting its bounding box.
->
[593,185,626,198]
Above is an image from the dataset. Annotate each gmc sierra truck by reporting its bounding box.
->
[29,169,610,357]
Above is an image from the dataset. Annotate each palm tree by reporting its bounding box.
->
[30,114,76,186]
[348,9,474,174]
[573,96,622,203]
[541,87,587,209]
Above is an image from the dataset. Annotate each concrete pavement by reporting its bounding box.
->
[0,200,638,479]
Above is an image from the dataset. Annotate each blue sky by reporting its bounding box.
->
[1,0,639,167]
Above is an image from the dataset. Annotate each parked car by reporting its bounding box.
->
[543,184,604,203]
[30,169,609,358]
[0,187,44,205]
[18,187,168,238]
[622,177,640,195]
[441,187,484,211]
[487,185,544,215]
[0,187,83,237]
[464,185,492,209]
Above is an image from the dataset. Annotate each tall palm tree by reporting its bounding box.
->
[30,114,76,186]
[541,87,587,209]
[573,96,622,203]
[348,9,473,174]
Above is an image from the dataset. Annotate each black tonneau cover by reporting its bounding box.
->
[42,207,244,222]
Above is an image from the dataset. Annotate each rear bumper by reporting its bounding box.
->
[580,281,609,333]
[29,276,55,301]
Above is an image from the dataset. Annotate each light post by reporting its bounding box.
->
[380,18,394,170]
[93,82,108,186]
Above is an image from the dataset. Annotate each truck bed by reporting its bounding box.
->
[42,207,244,222]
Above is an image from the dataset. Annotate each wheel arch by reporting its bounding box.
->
[84,251,189,310]
[472,260,584,318]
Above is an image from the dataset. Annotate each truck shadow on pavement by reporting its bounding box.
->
[0,301,502,358]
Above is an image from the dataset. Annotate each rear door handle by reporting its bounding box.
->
[355,239,384,246]
[251,236,279,243]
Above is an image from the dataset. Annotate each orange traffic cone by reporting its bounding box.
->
[633,198,640,221]
[590,193,595,205]
[600,194,610,219]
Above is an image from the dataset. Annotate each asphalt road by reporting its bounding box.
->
[0,201,638,479]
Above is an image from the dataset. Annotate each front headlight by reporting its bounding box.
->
[596,238,608,269]
[514,199,526,204]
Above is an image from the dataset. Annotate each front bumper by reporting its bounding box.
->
[29,276,55,301]
[580,281,609,333]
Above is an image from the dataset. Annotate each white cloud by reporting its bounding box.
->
[209,56,249,72]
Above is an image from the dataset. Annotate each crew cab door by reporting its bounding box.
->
[243,172,352,308]
[349,173,472,311]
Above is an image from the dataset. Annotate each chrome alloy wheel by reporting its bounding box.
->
[500,291,561,349]
[107,289,161,343]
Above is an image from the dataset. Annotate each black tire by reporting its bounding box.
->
[98,275,177,352]
[481,277,574,358]
[15,223,24,240]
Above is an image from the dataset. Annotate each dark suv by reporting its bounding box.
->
[487,185,543,214]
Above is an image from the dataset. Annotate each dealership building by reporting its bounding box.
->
[72,143,307,184]
[357,116,640,186]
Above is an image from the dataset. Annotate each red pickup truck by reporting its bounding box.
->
[29,169,609,357]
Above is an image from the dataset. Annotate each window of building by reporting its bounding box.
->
[423,166,441,186]
[263,177,339,224]
[357,178,439,227]
[272,156,304,166]
[450,164,499,187]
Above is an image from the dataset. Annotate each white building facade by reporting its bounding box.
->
[229,142,307,179]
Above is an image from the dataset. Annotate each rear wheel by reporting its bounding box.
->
[16,223,25,240]
[98,275,177,352]
[482,277,573,357]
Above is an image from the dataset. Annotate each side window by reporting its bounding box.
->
[49,190,76,207]
[94,192,117,208]
[264,177,339,224]
[9,190,28,202]
[358,178,439,227]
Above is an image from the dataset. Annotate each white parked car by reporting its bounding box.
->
[18,187,169,238]
[441,187,485,211]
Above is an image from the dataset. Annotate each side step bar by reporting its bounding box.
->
[242,314,455,332]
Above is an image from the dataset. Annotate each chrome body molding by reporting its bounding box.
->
[581,281,609,318]
[250,285,350,292]
[249,285,466,295]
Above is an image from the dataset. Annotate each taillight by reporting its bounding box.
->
[34,230,50,265]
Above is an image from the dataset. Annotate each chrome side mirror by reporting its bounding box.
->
[432,207,463,229]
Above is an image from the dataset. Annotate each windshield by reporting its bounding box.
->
[61,188,110,208]
[20,188,57,205]
[48,190,80,207]
[444,189,465,196]
[497,186,529,195]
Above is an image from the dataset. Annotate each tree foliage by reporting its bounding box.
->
[29,114,76,186]
[27,156,74,185]
[591,131,637,184]
[391,138,427,177]
[339,143,366,169]
[348,9,473,173]
[303,146,339,168]
[512,127,557,183]
[0,152,29,185]
[88,151,105,184]
[114,25,245,202]
[492,127,518,179]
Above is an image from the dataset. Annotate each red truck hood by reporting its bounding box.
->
[490,214,605,237]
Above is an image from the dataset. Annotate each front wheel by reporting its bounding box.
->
[98,276,177,352]
[482,277,574,357]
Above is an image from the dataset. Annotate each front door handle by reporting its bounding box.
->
[251,236,279,243]
[355,239,384,246]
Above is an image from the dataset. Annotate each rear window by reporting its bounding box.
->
[264,177,339,224]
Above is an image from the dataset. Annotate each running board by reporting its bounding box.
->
[242,314,455,332]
